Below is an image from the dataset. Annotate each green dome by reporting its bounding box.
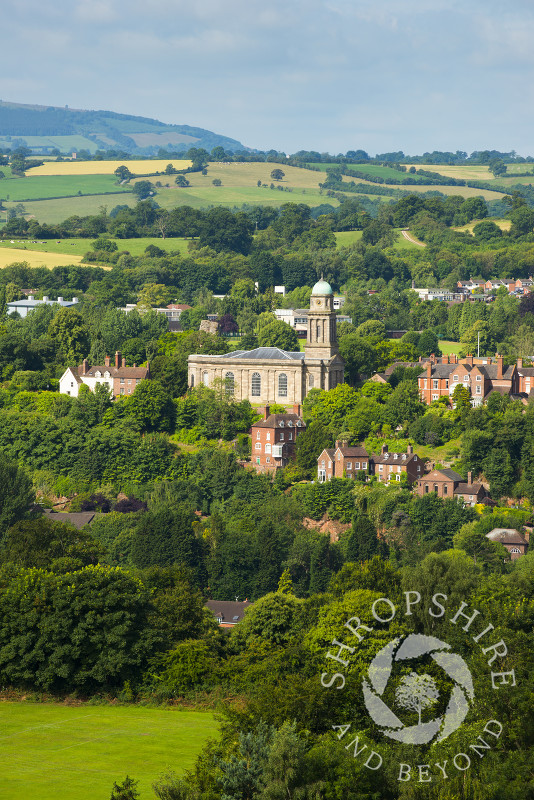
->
[311,278,333,295]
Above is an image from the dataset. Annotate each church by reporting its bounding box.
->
[188,279,345,405]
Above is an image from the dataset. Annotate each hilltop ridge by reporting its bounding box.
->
[0,100,246,155]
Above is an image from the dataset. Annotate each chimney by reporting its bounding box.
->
[465,354,473,367]
[426,361,432,379]
[57,296,63,303]
[82,358,88,375]
[115,351,121,368]
[42,295,49,302]
[133,363,137,368]
[517,357,523,369]
[430,352,435,363]
[496,353,503,380]
[292,403,301,417]
[407,444,413,455]
[263,405,270,420]
[104,355,110,367]
[467,471,472,486]
[381,444,388,455]
[122,356,127,368]
[335,439,340,449]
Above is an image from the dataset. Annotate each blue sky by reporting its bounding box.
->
[2,0,533,155]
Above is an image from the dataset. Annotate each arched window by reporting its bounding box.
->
[424,484,429,494]
[278,373,288,397]
[433,484,439,493]
[309,374,314,388]
[190,374,195,387]
[251,372,261,396]
[202,371,209,386]
[225,372,234,395]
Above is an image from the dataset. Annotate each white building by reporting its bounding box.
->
[8,295,79,318]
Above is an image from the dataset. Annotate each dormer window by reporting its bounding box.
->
[288,420,293,427]
[279,421,285,427]
[95,370,101,378]
[104,371,110,378]
[393,453,398,460]
[384,453,389,460]
[297,420,302,427]
[402,454,406,460]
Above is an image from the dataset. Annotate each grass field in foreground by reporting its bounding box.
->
[0,702,218,800]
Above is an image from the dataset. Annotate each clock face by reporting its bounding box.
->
[316,299,322,306]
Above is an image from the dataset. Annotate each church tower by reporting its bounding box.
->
[303,277,344,393]
[305,277,339,360]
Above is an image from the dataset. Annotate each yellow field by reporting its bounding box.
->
[411,164,494,181]
[0,247,102,269]
[28,159,191,177]
[454,218,512,233]
[130,162,325,190]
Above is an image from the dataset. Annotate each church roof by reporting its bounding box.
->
[220,347,305,361]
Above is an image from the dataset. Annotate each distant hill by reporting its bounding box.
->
[0,101,246,155]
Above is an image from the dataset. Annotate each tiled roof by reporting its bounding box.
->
[206,599,252,624]
[44,510,99,529]
[454,482,485,495]
[200,347,304,361]
[83,365,149,378]
[254,414,306,429]
[373,452,417,465]
[486,528,528,545]
[337,446,369,457]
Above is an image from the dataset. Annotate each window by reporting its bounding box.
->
[251,372,261,396]
[425,484,429,493]
[476,375,482,382]
[280,432,284,440]
[454,375,459,382]
[120,388,124,395]
[266,457,270,463]
[265,444,271,454]
[476,386,481,394]
[95,371,101,378]
[190,374,195,387]
[443,484,448,495]
[464,375,469,382]
[434,484,438,493]
[224,372,234,395]
[255,442,261,450]
[379,465,383,472]
[104,371,110,379]
[355,462,360,470]
[120,377,125,384]
[278,373,288,397]
[432,394,439,401]
[202,371,209,386]
[256,430,260,439]
[433,380,439,389]
[445,380,449,388]
[396,474,401,482]
[266,432,271,441]
[337,453,341,460]
[510,547,521,554]
[128,379,132,385]
[414,455,417,461]
[309,374,314,388]
[424,379,427,388]
[289,432,292,440]
[347,462,352,470]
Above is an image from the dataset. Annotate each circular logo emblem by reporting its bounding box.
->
[362,634,474,745]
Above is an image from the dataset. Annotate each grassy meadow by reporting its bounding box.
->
[0,174,131,202]
[0,237,191,259]
[0,702,218,800]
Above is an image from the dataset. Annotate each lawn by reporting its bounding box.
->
[0,702,218,800]
[0,174,132,202]
[438,340,463,355]
[28,160,191,177]
[12,194,138,224]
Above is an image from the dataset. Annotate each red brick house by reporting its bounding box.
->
[486,529,528,560]
[371,444,424,485]
[317,443,424,484]
[418,354,518,407]
[59,351,150,398]
[416,469,487,505]
[317,441,370,482]
[251,405,305,473]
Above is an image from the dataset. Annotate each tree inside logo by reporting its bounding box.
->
[362,633,474,744]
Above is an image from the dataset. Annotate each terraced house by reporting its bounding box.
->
[418,353,519,406]
[59,351,149,398]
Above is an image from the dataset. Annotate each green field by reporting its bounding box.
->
[13,194,138,224]
[0,174,131,202]
[311,163,430,182]
[439,340,463,355]
[0,237,191,258]
[334,229,423,251]
[0,702,218,800]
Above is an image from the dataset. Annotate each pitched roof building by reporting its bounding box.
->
[418,353,521,407]
[59,351,150,398]
[317,443,425,484]
[251,406,306,473]
[486,528,528,559]
[206,599,252,627]
[188,279,345,405]
[416,469,487,506]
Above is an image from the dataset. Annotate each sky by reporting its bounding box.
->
[2,0,534,156]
